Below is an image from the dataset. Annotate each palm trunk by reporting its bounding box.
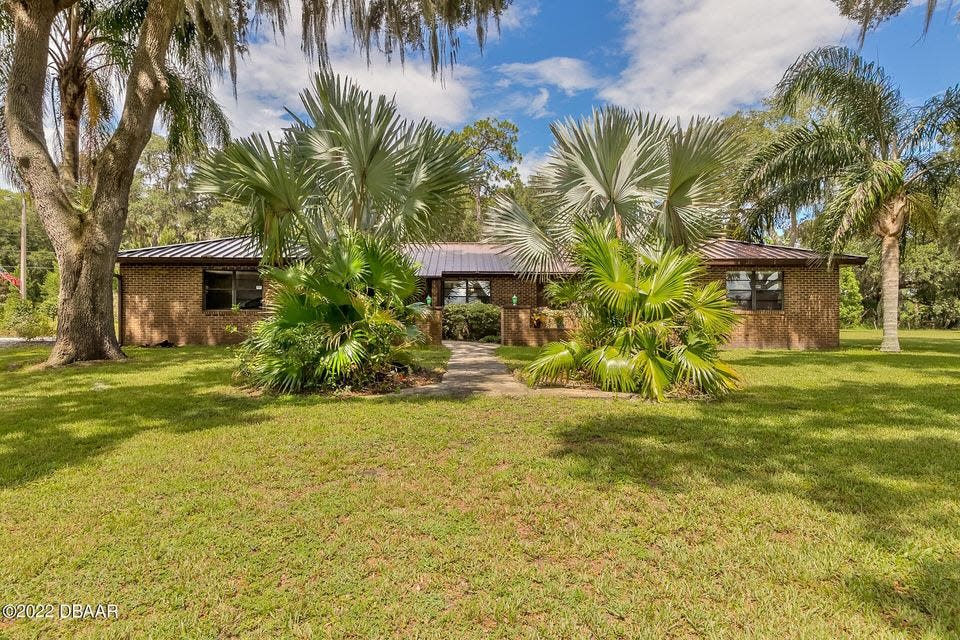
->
[879,233,901,352]
[60,81,84,183]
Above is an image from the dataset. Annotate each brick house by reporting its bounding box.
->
[116,237,865,350]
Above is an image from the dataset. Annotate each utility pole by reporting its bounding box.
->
[19,193,27,299]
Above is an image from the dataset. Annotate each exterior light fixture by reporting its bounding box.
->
[426,295,433,306]
[511,294,518,306]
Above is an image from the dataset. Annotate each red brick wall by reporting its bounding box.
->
[416,308,443,346]
[703,267,840,349]
[501,306,576,347]
[121,265,840,350]
[120,264,267,346]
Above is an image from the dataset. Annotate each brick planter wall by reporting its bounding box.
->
[416,308,443,346]
[501,306,575,347]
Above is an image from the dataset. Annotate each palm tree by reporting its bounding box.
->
[526,221,740,400]
[485,107,741,274]
[0,1,230,186]
[238,231,427,393]
[193,72,478,264]
[739,46,960,352]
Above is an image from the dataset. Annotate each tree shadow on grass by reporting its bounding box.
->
[550,376,960,635]
[0,347,268,490]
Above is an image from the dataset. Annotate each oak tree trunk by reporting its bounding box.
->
[879,233,901,353]
[49,225,124,364]
[4,0,182,366]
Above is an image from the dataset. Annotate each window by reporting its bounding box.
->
[203,270,263,310]
[442,279,492,305]
[726,271,783,311]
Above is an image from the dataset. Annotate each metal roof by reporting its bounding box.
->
[117,236,263,261]
[699,239,866,266]
[117,236,866,271]
[402,243,575,277]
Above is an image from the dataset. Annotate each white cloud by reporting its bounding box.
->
[518,149,550,181]
[500,0,541,30]
[497,57,604,96]
[214,9,477,139]
[527,88,551,118]
[600,0,855,117]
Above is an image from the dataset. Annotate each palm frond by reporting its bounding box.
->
[655,116,741,247]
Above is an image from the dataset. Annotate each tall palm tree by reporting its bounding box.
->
[193,72,478,264]
[485,107,741,275]
[739,46,960,352]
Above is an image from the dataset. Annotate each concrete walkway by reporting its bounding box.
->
[396,341,529,397]
[0,337,54,349]
[395,340,631,399]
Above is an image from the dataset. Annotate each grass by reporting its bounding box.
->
[1,330,959,638]
[408,344,451,374]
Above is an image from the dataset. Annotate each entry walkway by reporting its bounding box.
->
[396,341,629,399]
[398,341,529,397]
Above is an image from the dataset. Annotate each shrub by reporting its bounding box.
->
[478,334,501,344]
[0,295,53,339]
[37,267,59,322]
[526,221,740,400]
[839,266,864,328]
[237,233,426,393]
[442,302,501,341]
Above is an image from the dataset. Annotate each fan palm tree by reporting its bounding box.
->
[485,107,741,275]
[739,46,960,352]
[526,221,740,400]
[238,231,427,393]
[193,72,478,264]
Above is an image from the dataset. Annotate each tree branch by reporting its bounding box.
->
[91,0,184,228]
[3,0,75,241]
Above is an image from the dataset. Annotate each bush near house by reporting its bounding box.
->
[0,293,54,339]
[526,222,741,400]
[839,266,865,328]
[237,233,429,393]
[442,302,501,341]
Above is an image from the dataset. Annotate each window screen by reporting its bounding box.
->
[442,280,492,305]
[725,271,783,311]
[203,270,263,310]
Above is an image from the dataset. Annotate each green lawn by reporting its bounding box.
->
[1,331,958,638]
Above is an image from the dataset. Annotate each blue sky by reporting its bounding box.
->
[216,0,960,178]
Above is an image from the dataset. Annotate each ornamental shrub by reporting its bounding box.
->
[237,233,426,393]
[441,302,501,341]
[526,221,740,400]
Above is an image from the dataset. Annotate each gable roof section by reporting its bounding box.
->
[700,239,866,266]
[117,237,866,271]
[402,243,576,277]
